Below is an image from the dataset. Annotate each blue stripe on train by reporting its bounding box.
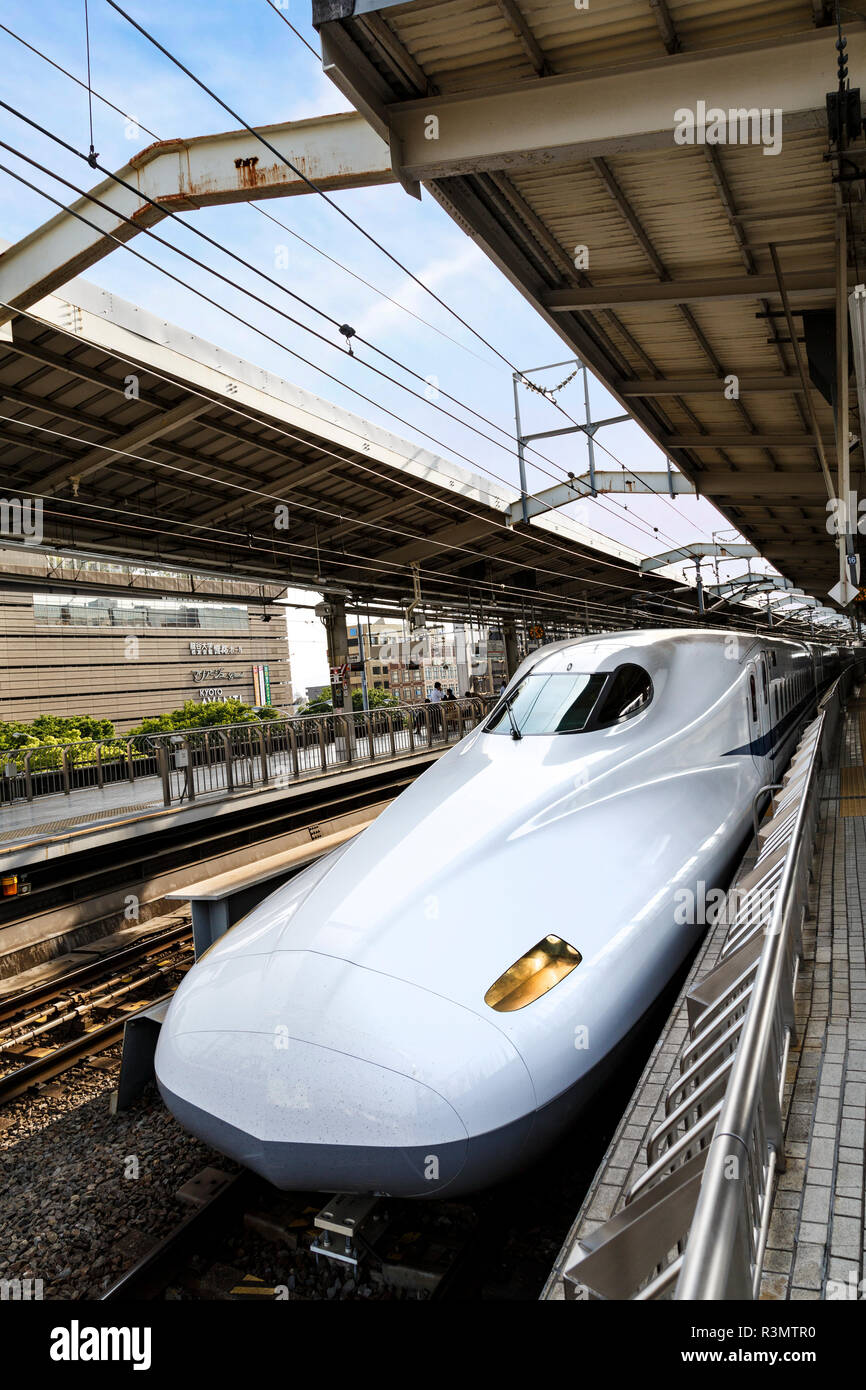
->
[723,687,815,760]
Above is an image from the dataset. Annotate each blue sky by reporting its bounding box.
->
[0,1,785,690]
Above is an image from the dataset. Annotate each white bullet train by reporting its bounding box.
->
[155,629,846,1198]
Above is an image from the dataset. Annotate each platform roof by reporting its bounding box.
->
[312,0,865,601]
[0,270,709,632]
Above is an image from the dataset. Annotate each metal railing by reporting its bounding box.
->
[0,700,492,811]
[561,674,847,1301]
[1,733,160,806]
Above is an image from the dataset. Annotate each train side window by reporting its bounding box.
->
[749,674,758,722]
[760,659,769,705]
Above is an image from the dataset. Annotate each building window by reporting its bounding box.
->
[33,595,249,631]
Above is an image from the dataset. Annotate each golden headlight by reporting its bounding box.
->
[484,935,582,1012]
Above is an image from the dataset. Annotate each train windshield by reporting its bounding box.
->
[486,672,607,735]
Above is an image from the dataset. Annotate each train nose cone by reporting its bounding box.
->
[155,947,535,1197]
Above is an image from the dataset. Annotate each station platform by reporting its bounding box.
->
[0,744,446,871]
[544,692,866,1301]
[1,775,165,844]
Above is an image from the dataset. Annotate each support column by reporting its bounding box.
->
[503,618,520,682]
[325,596,354,733]
[837,204,854,597]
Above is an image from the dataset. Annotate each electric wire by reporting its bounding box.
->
[0,22,720,562]
[0,18,493,365]
[0,152,691,562]
[0,90,688,560]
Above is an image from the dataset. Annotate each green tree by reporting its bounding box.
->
[126,698,279,738]
[352,688,400,711]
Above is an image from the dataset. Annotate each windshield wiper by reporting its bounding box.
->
[503,696,522,741]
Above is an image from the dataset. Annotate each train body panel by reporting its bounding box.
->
[156,628,848,1197]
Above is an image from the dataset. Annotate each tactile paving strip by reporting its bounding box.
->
[0,802,162,841]
[840,767,866,817]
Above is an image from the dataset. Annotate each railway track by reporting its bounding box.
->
[0,924,193,1104]
[100,1170,474,1302]
[0,919,192,1027]
[0,774,423,1111]
[100,1172,256,1302]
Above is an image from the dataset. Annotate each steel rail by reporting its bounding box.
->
[0,921,192,1025]
[99,1171,255,1301]
[0,1004,159,1104]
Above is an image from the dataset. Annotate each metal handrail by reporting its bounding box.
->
[145,698,493,806]
[674,700,830,1299]
[559,672,847,1301]
[0,698,495,808]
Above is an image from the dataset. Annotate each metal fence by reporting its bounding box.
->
[0,699,492,810]
[561,674,847,1301]
[149,700,490,807]
[1,733,160,806]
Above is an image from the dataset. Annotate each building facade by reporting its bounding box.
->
[346,620,403,698]
[339,618,508,706]
[0,589,293,732]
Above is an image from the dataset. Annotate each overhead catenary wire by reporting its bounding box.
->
[101,0,714,549]
[0,93,691,561]
[0,26,723,568]
[82,0,97,166]
[104,0,531,374]
[0,402,811,636]
[9,485,794,637]
[0,153,693,562]
[0,107,538,469]
[261,0,321,61]
[258,0,719,551]
[0,408,665,600]
[0,18,494,367]
[1,291,726,611]
[2,294,782,665]
[0,58,834,625]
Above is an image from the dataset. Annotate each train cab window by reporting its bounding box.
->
[749,674,758,722]
[485,671,606,735]
[593,664,654,728]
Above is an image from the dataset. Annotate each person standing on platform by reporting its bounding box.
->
[430,681,444,735]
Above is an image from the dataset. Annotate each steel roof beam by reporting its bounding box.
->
[649,0,681,54]
[34,399,210,494]
[492,0,553,77]
[663,433,836,449]
[504,470,695,524]
[543,272,848,311]
[0,112,392,324]
[619,377,803,395]
[371,27,865,181]
[694,471,829,495]
[641,542,759,572]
